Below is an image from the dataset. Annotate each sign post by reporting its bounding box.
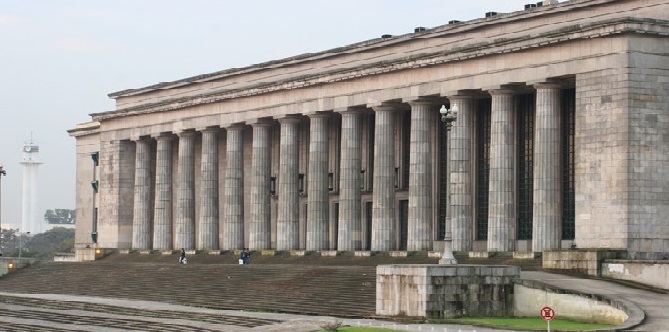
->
[540,306,555,332]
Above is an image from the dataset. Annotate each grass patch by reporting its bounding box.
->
[436,317,615,330]
[314,327,402,332]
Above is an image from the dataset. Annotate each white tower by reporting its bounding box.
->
[20,141,43,234]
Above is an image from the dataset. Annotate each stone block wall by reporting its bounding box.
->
[602,259,669,290]
[543,250,625,276]
[514,282,628,325]
[624,36,669,259]
[574,34,669,258]
[376,264,519,318]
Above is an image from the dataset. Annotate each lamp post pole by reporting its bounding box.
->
[0,165,5,250]
[439,103,459,265]
[18,231,30,260]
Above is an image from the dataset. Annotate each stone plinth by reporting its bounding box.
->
[602,259,669,290]
[75,248,106,261]
[543,250,625,276]
[376,264,519,318]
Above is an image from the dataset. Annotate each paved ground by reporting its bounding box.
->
[522,271,669,332]
[0,292,514,332]
[0,258,667,331]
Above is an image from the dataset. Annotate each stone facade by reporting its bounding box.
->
[376,264,519,318]
[69,0,669,258]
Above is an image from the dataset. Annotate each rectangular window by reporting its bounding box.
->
[476,99,492,240]
[517,93,535,240]
[562,88,576,240]
[438,115,449,240]
[398,200,409,250]
[401,111,411,189]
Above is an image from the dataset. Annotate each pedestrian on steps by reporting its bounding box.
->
[179,248,187,264]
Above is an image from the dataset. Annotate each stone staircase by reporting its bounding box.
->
[0,251,542,318]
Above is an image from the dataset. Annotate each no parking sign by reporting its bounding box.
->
[540,306,556,331]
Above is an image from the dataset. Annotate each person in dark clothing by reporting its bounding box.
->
[240,248,250,265]
[179,248,187,264]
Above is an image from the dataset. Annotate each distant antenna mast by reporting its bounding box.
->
[20,136,43,234]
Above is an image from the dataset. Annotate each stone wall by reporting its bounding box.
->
[624,37,669,259]
[513,282,628,325]
[543,250,625,276]
[376,264,519,318]
[602,260,669,290]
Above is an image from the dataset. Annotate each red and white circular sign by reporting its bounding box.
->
[540,306,556,321]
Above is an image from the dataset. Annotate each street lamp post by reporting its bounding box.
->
[18,231,30,260]
[0,165,5,252]
[439,103,459,265]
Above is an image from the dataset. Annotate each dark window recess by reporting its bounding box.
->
[476,99,492,240]
[562,88,576,240]
[438,117,449,240]
[517,93,535,240]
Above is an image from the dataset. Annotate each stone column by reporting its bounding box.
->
[487,90,516,252]
[371,103,399,251]
[337,109,363,251]
[533,83,562,252]
[277,117,301,250]
[152,134,174,250]
[450,96,476,252]
[132,138,152,249]
[249,122,272,250]
[175,130,196,250]
[198,127,219,250]
[307,113,330,250]
[223,125,244,250]
[406,99,437,251]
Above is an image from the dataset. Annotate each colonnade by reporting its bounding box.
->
[126,84,567,253]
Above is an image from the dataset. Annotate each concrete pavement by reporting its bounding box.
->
[0,271,667,331]
[521,271,669,332]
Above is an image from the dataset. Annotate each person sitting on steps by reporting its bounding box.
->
[240,248,250,265]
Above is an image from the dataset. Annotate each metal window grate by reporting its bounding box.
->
[438,119,449,240]
[476,100,491,240]
[561,88,576,240]
[517,94,535,240]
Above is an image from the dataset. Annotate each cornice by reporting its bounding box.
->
[92,15,668,122]
[67,122,101,137]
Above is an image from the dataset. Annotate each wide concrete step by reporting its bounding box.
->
[0,251,542,318]
[0,260,378,318]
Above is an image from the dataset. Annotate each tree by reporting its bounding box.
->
[0,227,74,259]
[28,227,75,259]
[44,209,75,224]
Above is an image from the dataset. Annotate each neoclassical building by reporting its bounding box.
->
[69,0,669,259]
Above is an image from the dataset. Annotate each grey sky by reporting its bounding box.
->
[0,0,534,230]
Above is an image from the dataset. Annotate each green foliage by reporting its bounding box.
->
[314,327,402,332]
[44,209,76,224]
[0,227,74,260]
[437,317,615,330]
[29,227,75,259]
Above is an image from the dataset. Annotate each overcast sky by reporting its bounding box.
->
[0,0,535,230]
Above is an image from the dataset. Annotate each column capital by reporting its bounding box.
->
[307,112,331,119]
[370,102,404,112]
[246,118,274,127]
[131,135,152,142]
[152,132,175,140]
[225,123,246,133]
[404,96,442,107]
[487,88,518,96]
[533,82,564,90]
[335,106,367,115]
[176,130,197,138]
[277,115,303,124]
[198,126,221,134]
[447,91,481,101]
